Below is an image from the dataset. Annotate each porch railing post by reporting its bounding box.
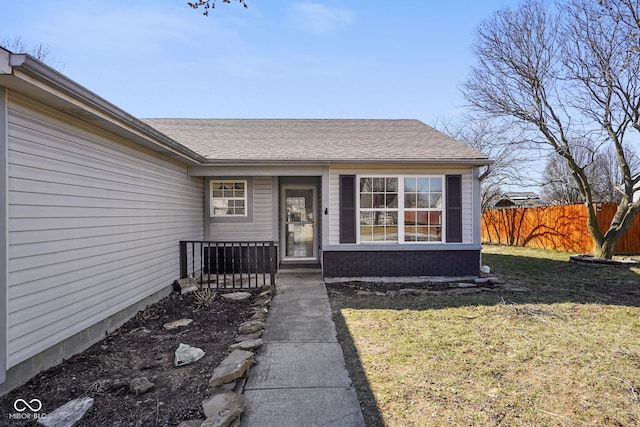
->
[179,241,187,279]
[269,241,276,286]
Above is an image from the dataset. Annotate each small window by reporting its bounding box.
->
[210,180,247,217]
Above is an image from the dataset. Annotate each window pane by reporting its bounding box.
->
[360,225,373,241]
[360,178,372,192]
[405,211,417,224]
[235,182,245,190]
[404,177,416,192]
[430,194,442,209]
[430,211,442,225]
[360,194,373,208]
[213,190,223,198]
[405,194,416,208]
[416,226,430,241]
[430,178,442,192]
[429,226,442,242]
[386,178,398,192]
[386,193,398,208]
[417,178,430,192]
[371,225,385,241]
[372,194,386,209]
[373,178,385,192]
[360,211,374,224]
[417,193,429,209]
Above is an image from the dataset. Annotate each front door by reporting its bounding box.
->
[282,186,317,261]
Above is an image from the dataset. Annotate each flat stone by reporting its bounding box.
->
[457,282,477,288]
[238,320,265,334]
[249,311,267,321]
[202,392,245,426]
[175,343,205,367]
[221,292,252,302]
[234,331,263,342]
[229,339,263,352]
[129,377,155,394]
[251,297,271,307]
[474,277,491,284]
[209,350,254,387]
[258,289,272,297]
[174,278,199,295]
[488,277,506,285]
[209,381,237,395]
[375,291,387,296]
[38,396,94,427]
[163,319,193,330]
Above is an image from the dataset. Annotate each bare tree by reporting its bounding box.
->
[435,116,529,210]
[541,139,628,204]
[187,0,247,15]
[0,36,60,69]
[463,0,640,259]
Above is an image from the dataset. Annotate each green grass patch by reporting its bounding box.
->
[333,245,640,426]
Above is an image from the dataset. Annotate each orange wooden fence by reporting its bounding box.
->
[481,203,640,255]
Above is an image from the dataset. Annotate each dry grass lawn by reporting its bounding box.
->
[331,245,640,426]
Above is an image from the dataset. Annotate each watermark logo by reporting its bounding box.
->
[8,398,46,420]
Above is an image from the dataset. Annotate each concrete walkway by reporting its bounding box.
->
[242,269,366,427]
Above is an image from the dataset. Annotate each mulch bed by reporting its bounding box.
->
[0,290,254,426]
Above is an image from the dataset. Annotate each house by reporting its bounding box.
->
[494,191,541,207]
[0,47,490,393]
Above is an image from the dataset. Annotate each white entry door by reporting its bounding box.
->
[282,186,317,260]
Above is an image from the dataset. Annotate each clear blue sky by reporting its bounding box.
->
[1,0,518,125]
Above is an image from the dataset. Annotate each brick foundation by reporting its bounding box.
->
[322,250,480,277]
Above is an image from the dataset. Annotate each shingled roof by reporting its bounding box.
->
[141,118,490,165]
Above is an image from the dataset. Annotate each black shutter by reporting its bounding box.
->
[339,175,357,243]
[446,175,462,243]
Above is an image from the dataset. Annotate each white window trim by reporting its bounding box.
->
[210,179,248,217]
[356,175,446,244]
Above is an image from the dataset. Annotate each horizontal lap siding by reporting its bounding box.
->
[208,177,273,241]
[328,167,474,245]
[6,93,204,367]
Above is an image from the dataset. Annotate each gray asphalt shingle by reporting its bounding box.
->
[141,118,490,164]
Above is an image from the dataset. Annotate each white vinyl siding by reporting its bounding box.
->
[208,176,273,241]
[328,167,475,246]
[6,92,204,367]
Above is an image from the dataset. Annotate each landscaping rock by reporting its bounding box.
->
[210,381,237,395]
[174,277,199,295]
[251,297,271,307]
[474,277,491,284]
[481,265,491,274]
[229,338,263,352]
[175,343,205,367]
[37,396,94,427]
[249,310,267,321]
[221,292,252,302]
[457,282,477,288]
[234,331,263,342]
[129,377,155,394]
[488,277,506,285]
[238,320,265,334]
[163,319,193,330]
[202,392,245,427]
[209,350,254,387]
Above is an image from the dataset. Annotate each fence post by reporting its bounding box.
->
[179,241,187,279]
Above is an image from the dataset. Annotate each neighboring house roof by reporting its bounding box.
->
[141,118,491,165]
[495,192,541,207]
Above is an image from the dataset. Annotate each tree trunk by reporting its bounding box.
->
[594,239,616,259]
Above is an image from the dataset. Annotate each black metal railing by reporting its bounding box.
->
[179,241,276,289]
